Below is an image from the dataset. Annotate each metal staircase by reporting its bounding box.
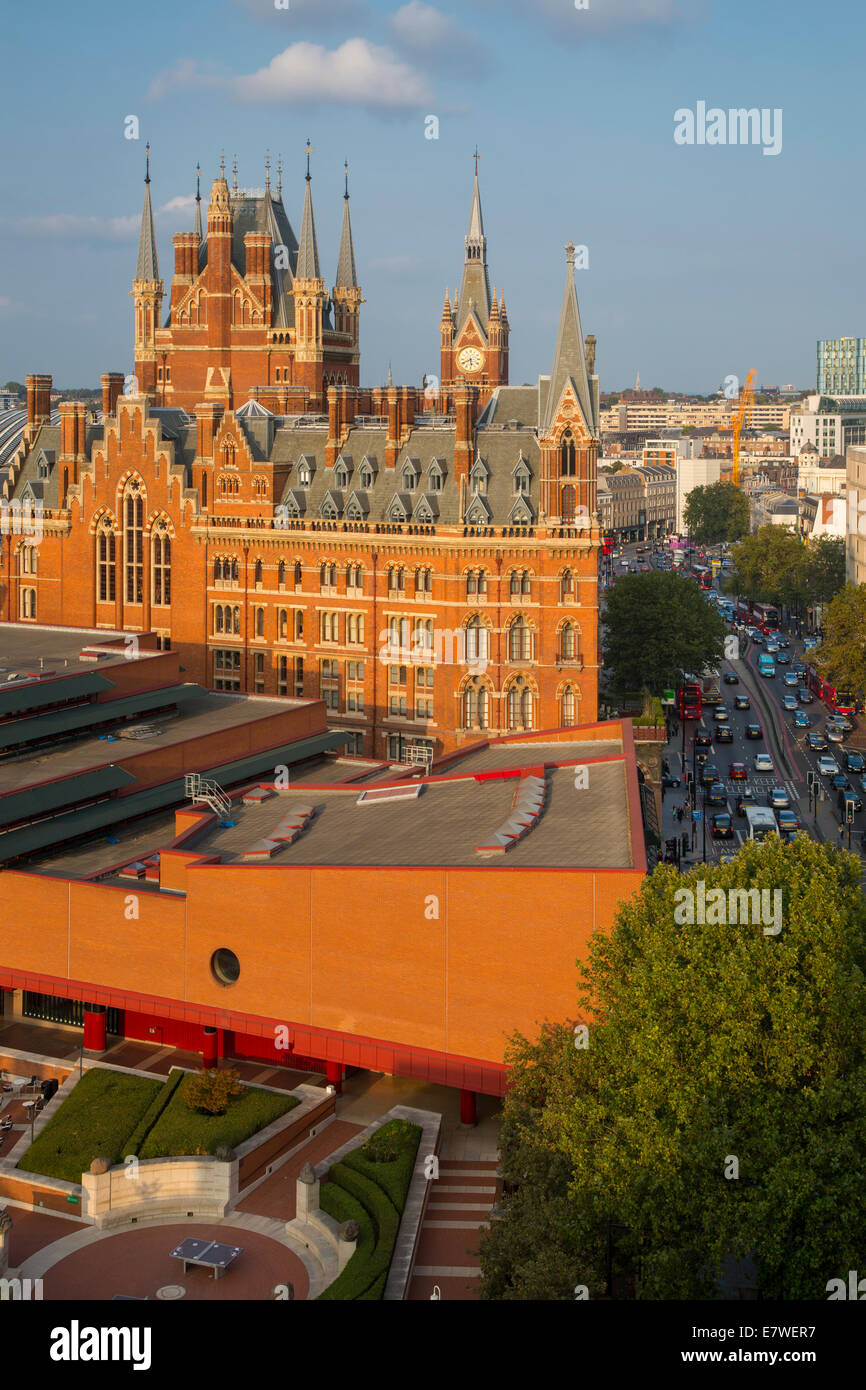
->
[184,773,232,819]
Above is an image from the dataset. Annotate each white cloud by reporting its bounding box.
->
[0,197,197,244]
[233,38,432,109]
[159,195,197,216]
[148,59,227,102]
[389,2,485,72]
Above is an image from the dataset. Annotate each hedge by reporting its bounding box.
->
[123,1068,186,1157]
[316,1119,422,1301]
[139,1073,297,1158]
[19,1068,161,1183]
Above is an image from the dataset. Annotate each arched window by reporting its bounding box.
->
[279,609,288,639]
[465,616,489,664]
[215,605,224,634]
[561,484,575,524]
[509,570,520,598]
[255,607,264,638]
[20,588,36,620]
[463,679,489,729]
[294,610,303,640]
[507,679,535,730]
[294,560,303,588]
[559,622,577,661]
[560,569,575,601]
[123,481,144,604]
[233,606,241,634]
[477,569,488,597]
[508,617,532,662]
[96,521,116,603]
[561,686,576,727]
[521,570,531,596]
[254,559,263,588]
[561,429,576,477]
[466,571,477,598]
[278,561,286,590]
[152,521,171,606]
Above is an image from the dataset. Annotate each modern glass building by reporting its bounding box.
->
[817,338,866,395]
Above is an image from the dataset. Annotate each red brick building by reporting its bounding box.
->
[1,156,602,761]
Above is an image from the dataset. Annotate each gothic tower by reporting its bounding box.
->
[132,145,164,399]
[292,143,328,405]
[440,155,508,405]
[538,241,599,528]
[331,162,363,369]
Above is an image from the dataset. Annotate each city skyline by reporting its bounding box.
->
[1,0,864,391]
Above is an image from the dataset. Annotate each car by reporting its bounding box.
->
[793,710,811,728]
[770,786,790,809]
[662,773,681,789]
[776,636,789,648]
[695,726,713,747]
[700,762,719,787]
[818,755,840,776]
[839,787,863,815]
[706,782,728,806]
[735,786,756,815]
[776,652,791,664]
[778,809,800,833]
[755,753,774,772]
[716,725,734,743]
[745,723,763,739]
[845,750,865,774]
[793,662,806,675]
[712,812,733,838]
[751,632,765,646]
[783,695,798,711]
[723,671,739,684]
[765,642,779,654]
[798,687,813,703]
[729,761,748,780]
[734,694,751,711]
[807,731,827,751]
[713,707,729,722]
[826,725,845,743]
[831,773,850,792]
[783,672,798,687]
[828,714,855,732]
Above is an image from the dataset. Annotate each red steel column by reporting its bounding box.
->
[460,1088,477,1126]
[83,1005,107,1053]
[202,1026,218,1068]
[325,1061,343,1094]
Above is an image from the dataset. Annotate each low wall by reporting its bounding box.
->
[82,1155,233,1228]
[0,1052,72,1086]
[236,1085,336,1192]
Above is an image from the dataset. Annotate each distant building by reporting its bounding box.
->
[797,446,846,500]
[845,443,866,583]
[751,491,799,530]
[790,394,866,459]
[676,457,722,533]
[817,337,866,396]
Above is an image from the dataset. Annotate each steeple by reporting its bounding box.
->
[456,151,491,332]
[136,143,160,282]
[193,162,202,241]
[541,240,596,436]
[296,140,321,280]
[335,160,359,289]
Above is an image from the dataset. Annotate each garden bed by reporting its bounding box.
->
[19,1068,161,1183]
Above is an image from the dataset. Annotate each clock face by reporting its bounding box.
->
[457,346,484,374]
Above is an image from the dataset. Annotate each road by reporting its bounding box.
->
[603,538,864,876]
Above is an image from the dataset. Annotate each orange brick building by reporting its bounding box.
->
[1,155,602,761]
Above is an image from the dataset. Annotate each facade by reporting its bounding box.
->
[676,457,722,532]
[796,444,846,499]
[750,491,799,530]
[438,159,509,405]
[639,464,676,537]
[1,162,602,761]
[845,443,866,584]
[603,469,645,540]
[790,394,866,459]
[599,399,791,435]
[817,337,866,396]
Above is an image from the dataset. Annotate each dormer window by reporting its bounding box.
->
[514,455,531,495]
[298,462,312,487]
[335,464,349,490]
[360,465,373,490]
[402,459,420,493]
[470,457,489,496]
[428,460,445,493]
[38,459,49,480]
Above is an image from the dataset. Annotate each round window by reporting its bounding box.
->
[211,948,240,985]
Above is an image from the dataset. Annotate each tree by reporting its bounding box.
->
[683,482,750,546]
[808,536,846,605]
[602,570,726,695]
[185,1066,247,1116]
[813,584,866,699]
[480,838,866,1299]
[2,381,24,398]
[727,525,816,617]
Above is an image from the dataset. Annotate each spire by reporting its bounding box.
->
[387,362,393,387]
[265,148,271,193]
[441,287,451,318]
[540,241,595,436]
[635,370,641,391]
[335,160,358,289]
[456,154,491,333]
[194,162,202,241]
[277,154,282,199]
[296,140,321,280]
[490,286,500,322]
[232,154,238,194]
[136,143,160,282]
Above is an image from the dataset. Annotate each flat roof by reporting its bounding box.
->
[0,622,129,678]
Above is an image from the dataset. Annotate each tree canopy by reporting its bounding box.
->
[726,527,845,611]
[813,583,866,698]
[480,837,866,1299]
[683,481,750,546]
[602,570,725,694]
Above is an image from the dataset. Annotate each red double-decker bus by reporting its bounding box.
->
[602,531,614,556]
[734,599,780,633]
[677,680,702,719]
[805,663,855,715]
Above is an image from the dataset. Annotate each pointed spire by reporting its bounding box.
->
[387,362,393,388]
[136,143,160,282]
[265,149,271,193]
[541,240,595,436]
[335,161,358,289]
[490,286,500,321]
[232,154,238,194]
[277,154,282,199]
[194,162,203,241]
[220,149,226,179]
[441,287,451,319]
[296,140,321,280]
[467,153,484,247]
[457,155,491,332]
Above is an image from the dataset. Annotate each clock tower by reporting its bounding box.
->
[440,153,509,407]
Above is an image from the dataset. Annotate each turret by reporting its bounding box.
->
[131,144,164,400]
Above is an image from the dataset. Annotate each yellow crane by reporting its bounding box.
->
[731,368,756,488]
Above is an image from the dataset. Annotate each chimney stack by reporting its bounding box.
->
[101,372,125,420]
[25,374,52,444]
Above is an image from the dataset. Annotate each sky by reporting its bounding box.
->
[1,0,863,394]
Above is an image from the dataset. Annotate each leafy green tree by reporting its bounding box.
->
[481,838,866,1299]
[813,584,866,698]
[2,381,24,397]
[603,570,725,695]
[683,482,750,546]
[726,525,813,615]
[808,536,846,604]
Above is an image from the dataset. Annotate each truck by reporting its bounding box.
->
[745,805,778,842]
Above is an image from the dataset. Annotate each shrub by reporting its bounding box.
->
[362,1118,418,1164]
[19,1068,161,1183]
[124,1068,186,1157]
[184,1066,246,1116]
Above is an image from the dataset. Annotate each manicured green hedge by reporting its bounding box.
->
[123,1068,186,1157]
[19,1068,161,1183]
[316,1119,422,1301]
[139,1073,297,1158]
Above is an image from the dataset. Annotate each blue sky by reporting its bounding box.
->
[1,0,862,393]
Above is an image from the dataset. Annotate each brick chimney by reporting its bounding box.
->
[196,402,225,460]
[25,374,52,444]
[385,387,400,469]
[453,382,477,487]
[101,372,125,420]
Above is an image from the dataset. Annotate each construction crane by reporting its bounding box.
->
[731,369,756,488]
